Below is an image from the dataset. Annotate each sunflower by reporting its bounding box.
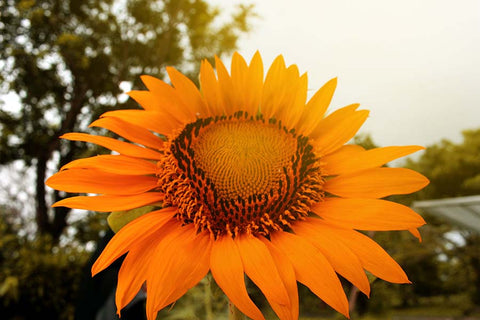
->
[46,52,428,320]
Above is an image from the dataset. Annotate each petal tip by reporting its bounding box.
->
[252,50,262,59]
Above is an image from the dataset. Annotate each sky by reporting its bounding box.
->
[213,0,480,150]
[3,0,479,151]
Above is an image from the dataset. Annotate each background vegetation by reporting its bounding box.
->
[1,0,479,319]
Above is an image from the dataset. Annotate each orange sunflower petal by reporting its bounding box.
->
[116,233,159,314]
[311,198,426,231]
[146,223,212,320]
[210,235,265,320]
[126,90,160,111]
[311,222,410,283]
[271,231,350,318]
[264,62,307,129]
[292,220,370,296]
[166,66,208,118]
[161,230,212,305]
[296,77,337,136]
[144,221,184,320]
[323,145,424,176]
[409,228,422,242]
[324,167,430,198]
[61,133,164,160]
[101,108,178,134]
[230,52,264,117]
[244,51,264,115]
[283,72,308,129]
[235,234,290,306]
[321,144,365,175]
[126,90,184,127]
[215,55,236,115]
[312,107,369,156]
[91,207,175,276]
[51,193,164,211]
[61,155,157,175]
[46,169,158,195]
[200,59,223,116]
[309,103,358,138]
[139,75,194,122]
[260,237,299,320]
[267,63,295,122]
[230,52,249,110]
[261,55,288,119]
[89,117,164,150]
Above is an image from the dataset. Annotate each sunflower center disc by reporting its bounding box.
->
[162,113,323,237]
[192,120,297,200]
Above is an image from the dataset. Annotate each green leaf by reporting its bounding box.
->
[0,276,19,300]
[107,205,157,233]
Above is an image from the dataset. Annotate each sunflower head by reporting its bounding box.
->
[160,111,323,237]
[46,52,429,320]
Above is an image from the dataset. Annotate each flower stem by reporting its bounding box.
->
[229,300,246,320]
[204,276,213,320]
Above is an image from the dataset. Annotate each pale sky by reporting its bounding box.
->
[3,0,479,151]
[214,0,480,149]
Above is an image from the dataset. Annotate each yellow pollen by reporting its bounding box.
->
[191,120,297,201]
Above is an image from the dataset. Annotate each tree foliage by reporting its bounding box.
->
[345,132,480,317]
[0,0,254,240]
[404,128,480,311]
[406,129,480,199]
[0,205,91,319]
[359,129,480,316]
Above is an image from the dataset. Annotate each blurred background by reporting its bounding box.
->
[0,0,479,319]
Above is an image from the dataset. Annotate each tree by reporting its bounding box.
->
[350,132,480,315]
[404,128,480,313]
[358,129,480,316]
[0,204,93,319]
[0,0,254,241]
[406,129,480,200]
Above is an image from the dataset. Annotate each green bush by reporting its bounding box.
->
[0,213,90,319]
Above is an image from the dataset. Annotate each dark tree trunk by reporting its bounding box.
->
[467,234,480,307]
[35,153,50,236]
[34,87,86,242]
[35,152,70,242]
[50,140,78,240]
